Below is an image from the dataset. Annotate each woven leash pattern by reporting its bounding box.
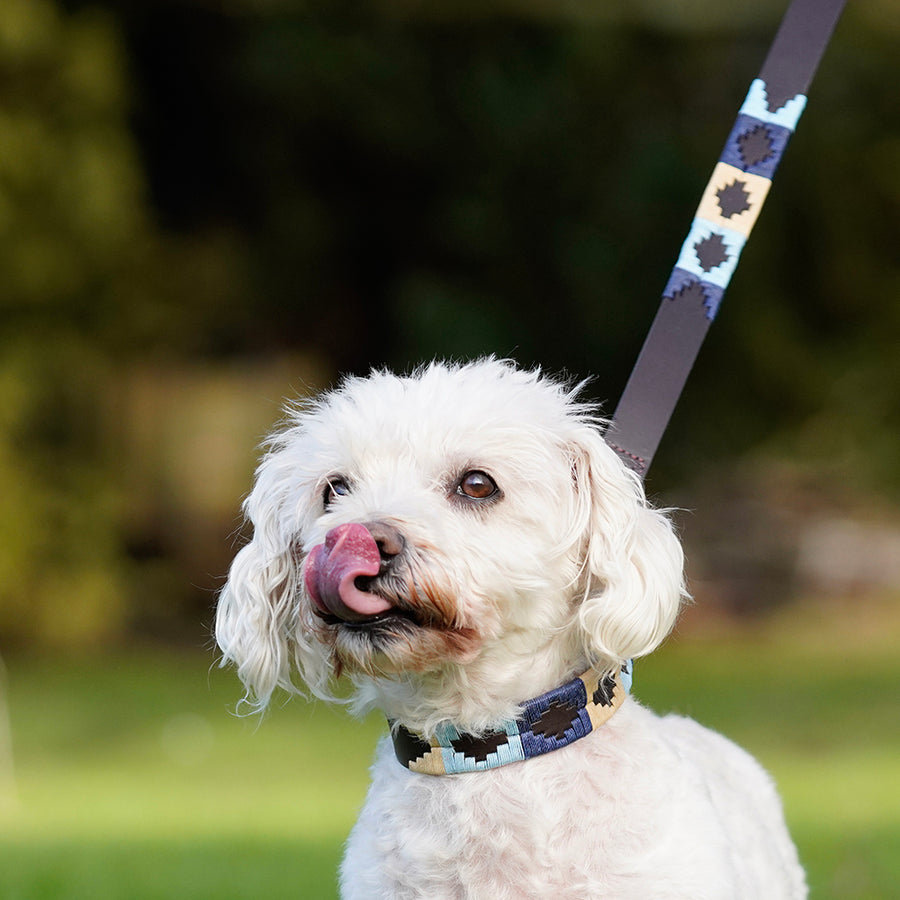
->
[607,0,847,477]
[391,663,631,775]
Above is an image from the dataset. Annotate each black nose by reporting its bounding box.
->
[362,521,405,564]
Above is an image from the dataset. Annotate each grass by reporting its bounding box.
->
[1,600,898,899]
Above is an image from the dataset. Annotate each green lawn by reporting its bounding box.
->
[1,605,898,899]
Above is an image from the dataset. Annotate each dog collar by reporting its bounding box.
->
[390,662,631,775]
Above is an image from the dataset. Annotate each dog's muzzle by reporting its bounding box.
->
[304,522,405,624]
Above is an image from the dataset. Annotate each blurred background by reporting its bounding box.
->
[0,0,897,897]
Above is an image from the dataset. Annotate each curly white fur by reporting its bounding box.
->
[216,358,806,899]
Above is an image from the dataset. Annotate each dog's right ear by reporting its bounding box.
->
[215,534,302,711]
[570,426,687,667]
[216,411,339,710]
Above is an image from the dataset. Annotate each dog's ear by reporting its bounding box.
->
[215,534,302,711]
[570,426,686,665]
[216,414,338,711]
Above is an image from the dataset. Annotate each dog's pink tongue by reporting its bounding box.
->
[304,523,392,622]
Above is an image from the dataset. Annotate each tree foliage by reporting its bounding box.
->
[0,0,148,645]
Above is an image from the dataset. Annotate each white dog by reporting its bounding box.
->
[216,358,806,899]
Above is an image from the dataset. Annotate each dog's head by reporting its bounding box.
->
[216,359,685,731]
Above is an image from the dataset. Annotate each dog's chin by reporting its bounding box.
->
[312,605,481,676]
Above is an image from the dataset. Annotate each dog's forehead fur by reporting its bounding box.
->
[299,359,594,476]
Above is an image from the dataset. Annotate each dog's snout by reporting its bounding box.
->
[363,521,406,563]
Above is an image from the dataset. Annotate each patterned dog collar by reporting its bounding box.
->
[390,662,632,775]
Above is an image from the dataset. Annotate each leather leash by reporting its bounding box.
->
[606,0,848,478]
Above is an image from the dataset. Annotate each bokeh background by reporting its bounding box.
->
[0,0,898,897]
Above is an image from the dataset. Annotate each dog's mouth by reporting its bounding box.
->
[313,575,420,628]
[304,523,428,629]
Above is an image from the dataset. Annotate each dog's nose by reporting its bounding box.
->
[362,521,405,563]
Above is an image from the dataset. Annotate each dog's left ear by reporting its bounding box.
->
[570,426,686,665]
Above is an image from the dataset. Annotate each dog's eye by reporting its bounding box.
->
[323,477,351,508]
[456,470,499,501]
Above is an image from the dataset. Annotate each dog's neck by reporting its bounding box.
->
[389,662,631,775]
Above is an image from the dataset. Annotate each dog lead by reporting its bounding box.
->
[605,0,848,478]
